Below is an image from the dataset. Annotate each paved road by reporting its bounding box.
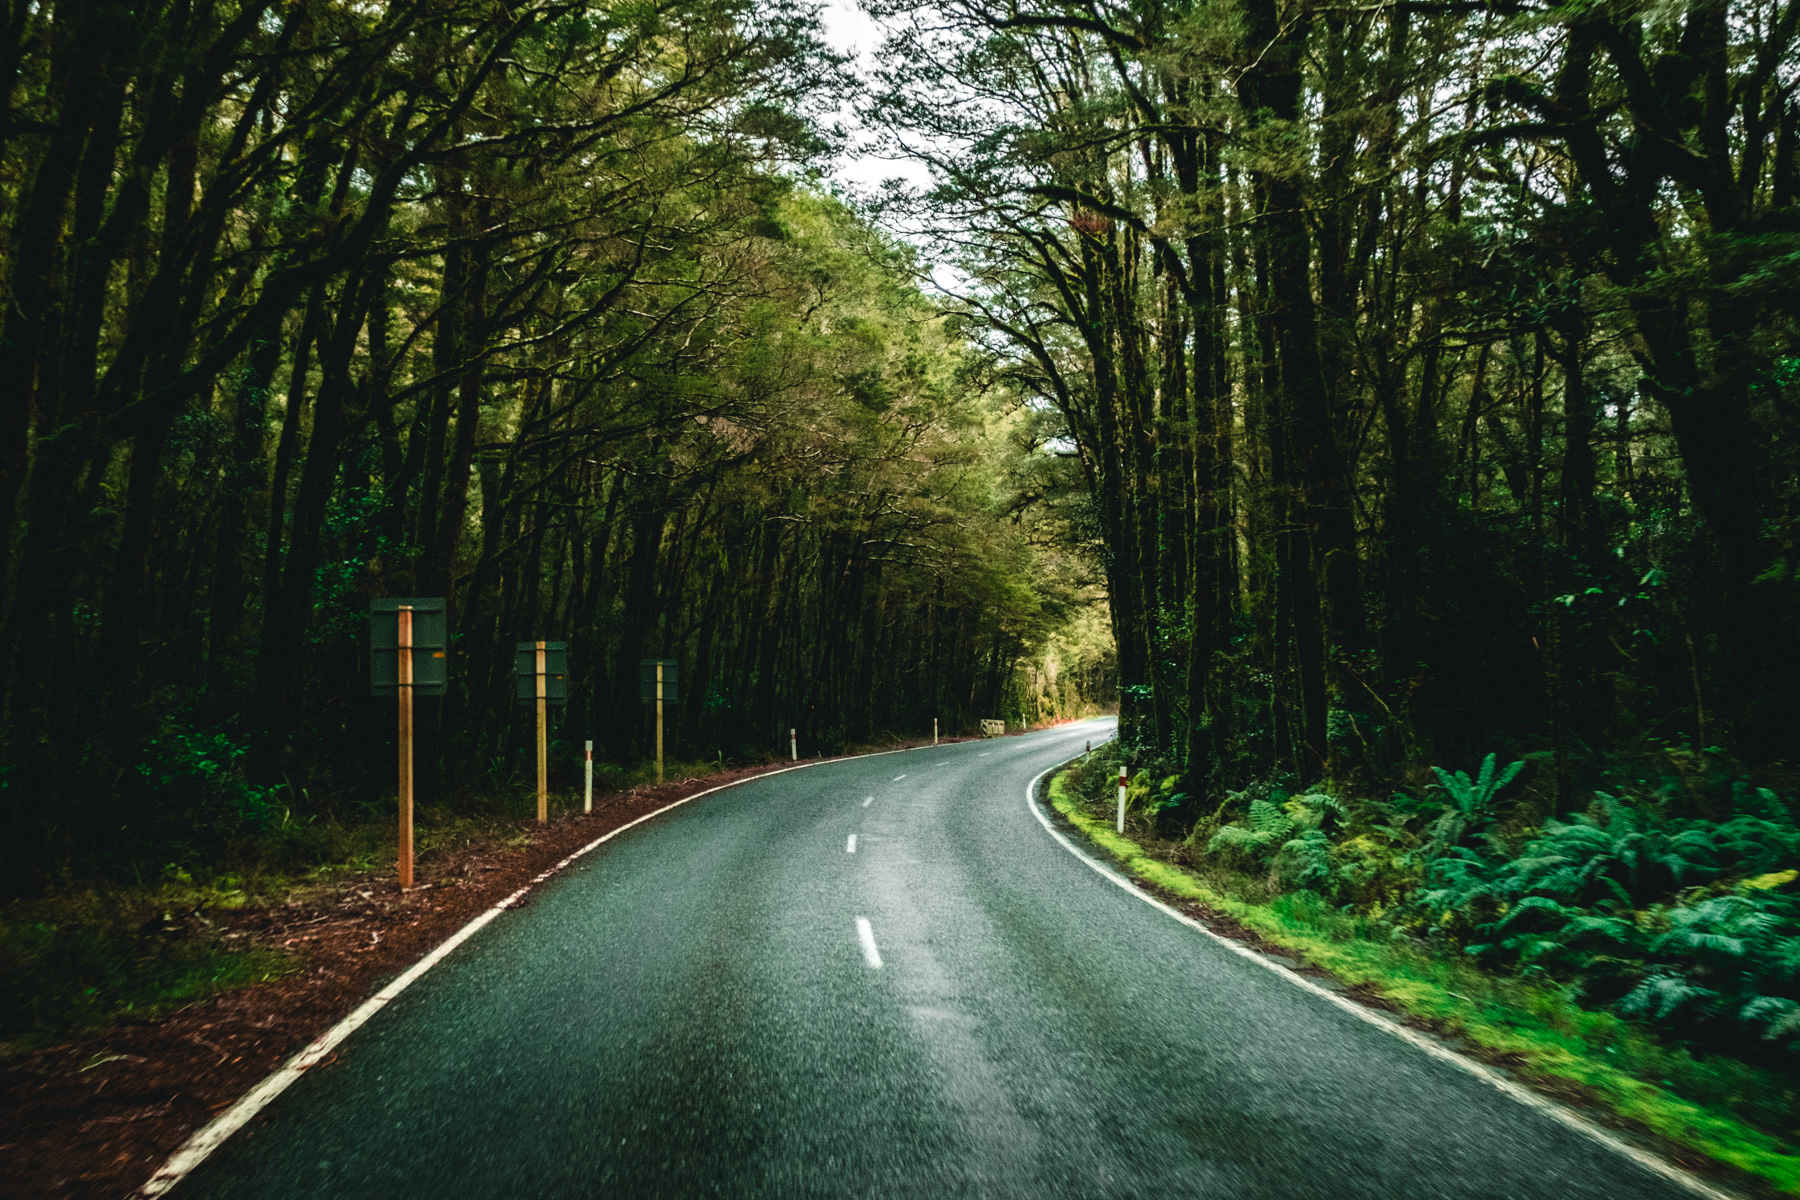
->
[179,720,1702,1198]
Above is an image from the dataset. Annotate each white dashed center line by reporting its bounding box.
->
[856,917,883,968]
[846,834,858,853]
[862,796,874,807]
[892,774,907,781]
[977,753,991,757]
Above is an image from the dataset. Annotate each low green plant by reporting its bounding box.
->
[0,890,296,1043]
[1423,752,1524,859]
[1208,791,1345,888]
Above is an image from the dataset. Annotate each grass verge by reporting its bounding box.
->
[1045,762,1800,1196]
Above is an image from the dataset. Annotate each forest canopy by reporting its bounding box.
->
[3,0,1798,887]
[861,0,1800,805]
[0,0,1111,888]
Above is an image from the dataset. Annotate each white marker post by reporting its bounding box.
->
[584,740,593,813]
[1117,764,1127,834]
[790,728,797,761]
[933,716,939,745]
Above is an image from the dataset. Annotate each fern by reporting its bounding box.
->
[1277,829,1334,888]
[1432,753,1524,818]
[1740,996,1800,1046]
[1249,798,1294,838]
[1422,753,1524,860]
[1618,972,1718,1021]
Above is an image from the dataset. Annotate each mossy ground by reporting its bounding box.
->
[1047,761,1800,1196]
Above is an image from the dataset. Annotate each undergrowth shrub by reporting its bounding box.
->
[1073,743,1800,1060]
[119,717,282,864]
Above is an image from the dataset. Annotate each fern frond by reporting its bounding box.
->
[1497,894,1572,930]
[1208,825,1273,852]
[1490,756,1524,797]
[1249,798,1293,838]
[1739,995,1800,1037]
[1277,830,1334,888]
[1618,972,1716,1021]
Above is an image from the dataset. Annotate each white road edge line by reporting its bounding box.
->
[847,834,858,854]
[1023,759,1741,1200]
[137,735,977,1198]
[856,916,883,968]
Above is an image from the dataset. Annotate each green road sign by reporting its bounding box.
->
[639,659,678,703]
[370,598,449,696]
[516,641,569,706]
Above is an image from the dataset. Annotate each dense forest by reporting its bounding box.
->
[0,0,1111,890]
[859,0,1800,1094]
[865,0,1800,800]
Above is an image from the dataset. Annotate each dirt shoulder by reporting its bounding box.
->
[0,738,977,1200]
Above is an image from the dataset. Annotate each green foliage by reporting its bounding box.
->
[1418,789,1800,1054]
[1089,743,1800,1062]
[125,718,282,859]
[1208,791,1346,888]
[1423,753,1525,860]
[0,891,295,1043]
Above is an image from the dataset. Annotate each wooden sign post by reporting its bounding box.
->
[638,660,678,786]
[514,641,568,824]
[398,607,414,889]
[536,640,548,823]
[371,598,448,890]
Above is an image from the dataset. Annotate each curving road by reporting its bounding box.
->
[176,719,1708,1198]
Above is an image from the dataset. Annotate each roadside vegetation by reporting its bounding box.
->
[1052,747,1800,1192]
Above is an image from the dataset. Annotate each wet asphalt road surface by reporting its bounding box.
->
[178,719,1703,1198]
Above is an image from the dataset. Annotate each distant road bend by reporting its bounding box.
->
[172,720,1716,1198]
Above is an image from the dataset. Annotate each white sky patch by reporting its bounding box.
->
[818,0,936,194]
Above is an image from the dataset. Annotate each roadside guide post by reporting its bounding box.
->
[934,716,939,746]
[637,660,678,786]
[1117,764,1128,834]
[370,598,448,889]
[514,641,569,823]
[584,740,594,813]
[790,728,797,761]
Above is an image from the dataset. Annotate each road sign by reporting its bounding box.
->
[514,641,569,706]
[638,659,678,703]
[370,598,448,696]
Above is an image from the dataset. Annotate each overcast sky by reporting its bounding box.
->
[815,0,937,193]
